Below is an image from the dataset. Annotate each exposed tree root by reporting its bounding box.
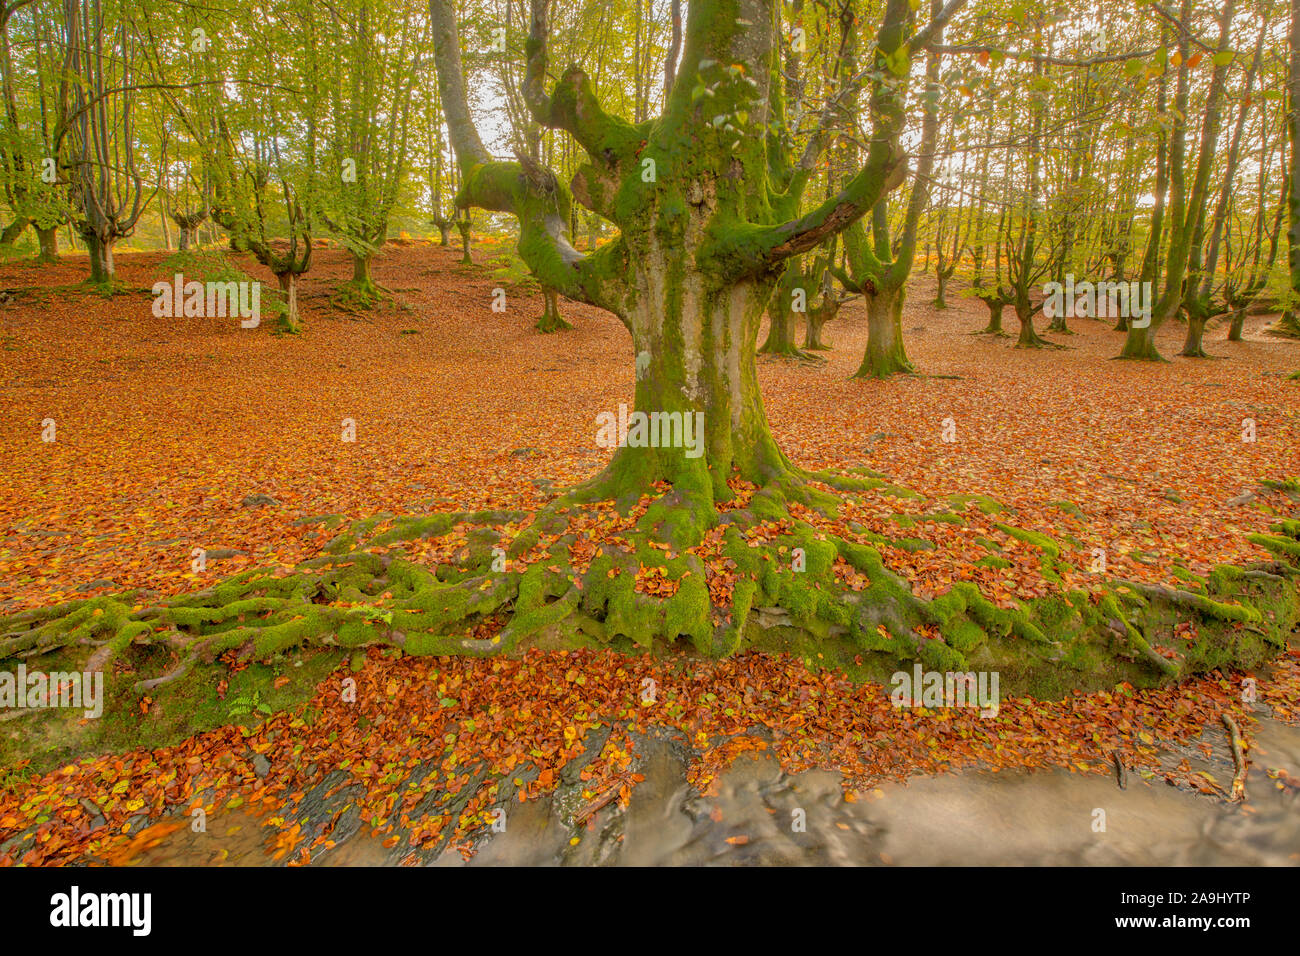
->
[1265,312,1300,338]
[6,470,1298,703]
[331,278,394,312]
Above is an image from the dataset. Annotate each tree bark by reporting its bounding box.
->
[36,225,59,262]
[278,272,300,332]
[856,289,913,378]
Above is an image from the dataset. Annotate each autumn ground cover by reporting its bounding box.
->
[1,240,1298,865]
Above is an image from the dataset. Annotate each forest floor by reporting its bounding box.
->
[1,239,1298,865]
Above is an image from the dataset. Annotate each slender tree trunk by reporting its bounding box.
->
[934,268,949,309]
[1281,0,1300,335]
[278,272,300,332]
[535,286,572,332]
[456,218,472,263]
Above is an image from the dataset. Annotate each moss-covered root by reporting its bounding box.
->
[332,278,392,312]
[5,480,1297,702]
[1266,311,1300,338]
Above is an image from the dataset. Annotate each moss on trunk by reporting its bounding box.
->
[855,288,914,378]
[534,287,572,332]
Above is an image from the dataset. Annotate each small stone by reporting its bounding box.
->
[251,753,272,778]
[241,494,280,508]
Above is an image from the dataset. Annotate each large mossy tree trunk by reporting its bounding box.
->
[430,0,921,514]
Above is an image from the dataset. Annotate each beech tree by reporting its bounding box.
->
[61,0,152,285]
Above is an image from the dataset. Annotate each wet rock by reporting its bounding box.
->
[78,798,107,831]
[251,753,272,778]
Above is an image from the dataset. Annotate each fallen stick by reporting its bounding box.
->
[1221,713,1247,803]
[573,771,636,828]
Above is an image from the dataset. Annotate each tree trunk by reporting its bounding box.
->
[759,271,809,357]
[339,252,383,308]
[84,233,115,284]
[178,227,192,252]
[1014,297,1049,348]
[456,219,472,263]
[438,224,451,246]
[1180,309,1209,357]
[804,301,835,350]
[0,218,27,246]
[855,289,912,378]
[35,226,59,262]
[1284,0,1300,332]
[599,274,787,515]
[1119,317,1162,359]
[934,269,948,309]
[979,297,1006,334]
[278,272,300,332]
[535,286,571,332]
[1227,307,1246,340]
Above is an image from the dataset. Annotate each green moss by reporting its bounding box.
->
[995,523,1062,558]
